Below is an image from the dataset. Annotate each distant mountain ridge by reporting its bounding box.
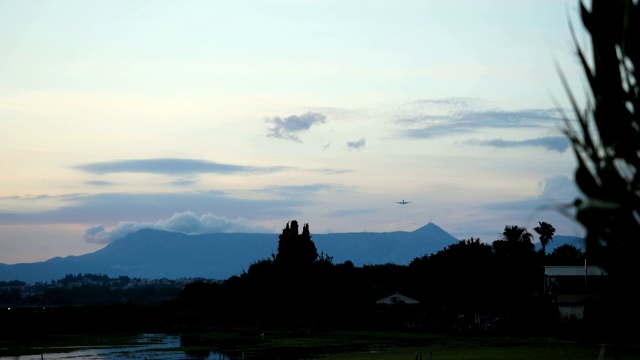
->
[0,223,585,283]
[0,222,459,283]
[534,235,586,252]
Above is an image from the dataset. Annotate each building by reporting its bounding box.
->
[376,292,420,305]
[543,264,608,320]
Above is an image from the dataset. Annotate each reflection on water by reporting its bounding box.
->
[0,334,232,360]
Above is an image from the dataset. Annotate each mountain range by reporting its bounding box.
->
[0,222,584,283]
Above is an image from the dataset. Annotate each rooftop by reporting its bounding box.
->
[544,265,608,277]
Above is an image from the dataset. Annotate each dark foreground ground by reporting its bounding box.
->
[3,330,640,360]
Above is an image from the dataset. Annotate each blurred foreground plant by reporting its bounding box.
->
[559,0,639,349]
[560,0,639,275]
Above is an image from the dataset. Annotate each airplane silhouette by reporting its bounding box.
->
[395,200,411,205]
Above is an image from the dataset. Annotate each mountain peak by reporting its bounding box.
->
[413,222,444,233]
[411,222,460,247]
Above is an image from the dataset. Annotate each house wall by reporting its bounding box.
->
[558,304,584,320]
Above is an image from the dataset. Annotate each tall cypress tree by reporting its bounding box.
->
[276,220,318,269]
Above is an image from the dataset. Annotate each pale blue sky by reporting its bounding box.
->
[0,0,587,264]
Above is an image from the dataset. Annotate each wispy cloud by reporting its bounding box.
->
[326,208,377,218]
[464,136,570,152]
[84,211,273,244]
[169,178,199,187]
[315,168,352,175]
[260,183,334,198]
[85,180,115,187]
[395,98,563,139]
[0,191,304,225]
[266,111,327,142]
[75,158,289,176]
[346,138,366,150]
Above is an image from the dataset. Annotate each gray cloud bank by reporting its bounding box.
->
[84,211,273,244]
[537,175,580,201]
[266,111,327,142]
[447,175,584,243]
[464,136,570,152]
[75,158,289,176]
[396,98,563,140]
[480,175,581,216]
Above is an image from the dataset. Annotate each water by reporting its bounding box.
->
[1,334,233,360]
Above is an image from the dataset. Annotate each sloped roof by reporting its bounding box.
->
[544,266,608,277]
[556,294,600,304]
[376,292,419,305]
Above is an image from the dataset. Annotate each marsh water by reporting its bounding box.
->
[1,334,233,360]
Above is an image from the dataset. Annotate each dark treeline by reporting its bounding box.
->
[175,222,592,336]
[1,273,187,306]
[1,220,612,344]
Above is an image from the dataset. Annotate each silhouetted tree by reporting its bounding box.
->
[492,225,535,257]
[492,226,540,329]
[502,225,533,243]
[547,244,584,265]
[413,238,498,321]
[533,221,556,254]
[275,220,318,269]
[316,251,334,268]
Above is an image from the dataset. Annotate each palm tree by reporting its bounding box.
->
[492,225,534,258]
[533,221,556,254]
[501,225,533,244]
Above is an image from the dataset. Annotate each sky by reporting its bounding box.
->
[0,0,590,264]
